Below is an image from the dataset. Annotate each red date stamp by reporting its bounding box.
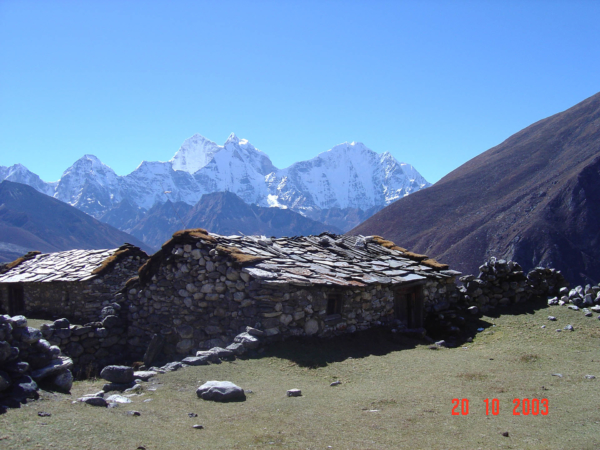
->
[451,398,548,415]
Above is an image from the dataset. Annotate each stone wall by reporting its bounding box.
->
[0,254,145,323]
[125,241,458,361]
[458,257,569,313]
[38,295,129,377]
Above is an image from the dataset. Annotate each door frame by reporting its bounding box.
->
[394,283,425,328]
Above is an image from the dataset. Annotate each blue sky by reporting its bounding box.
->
[1,0,599,184]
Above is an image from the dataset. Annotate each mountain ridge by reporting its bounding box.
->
[351,91,600,285]
[1,135,430,236]
[0,180,153,262]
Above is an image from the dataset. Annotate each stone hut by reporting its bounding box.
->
[0,244,148,322]
[125,229,460,359]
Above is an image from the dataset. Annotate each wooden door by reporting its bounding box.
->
[394,287,423,328]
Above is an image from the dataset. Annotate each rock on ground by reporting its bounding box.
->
[100,365,134,384]
[196,381,245,402]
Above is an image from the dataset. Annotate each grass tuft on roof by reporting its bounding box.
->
[371,236,407,252]
[0,251,41,274]
[216,245,266,265]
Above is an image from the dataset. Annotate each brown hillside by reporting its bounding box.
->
[351,92,600,285]
[0,180,153,259]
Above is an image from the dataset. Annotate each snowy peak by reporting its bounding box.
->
[170,134,220,174]
[0,163,55,196]
[1,133,430,230]
[225,132,240,146]
[267,141,430,212]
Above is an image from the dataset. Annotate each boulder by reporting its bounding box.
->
[133,371,158,381]
[79,396,108,407]
[195,350,221,363]
[11,315,27,328]
[14,327,42,344]
[304,319,319,335]
[53,318,70,329]
[182,355,211,366]
[196,381,245,402]
[209,347,235,360]
[101,315,121,329]
[100,365,134,384]
[31,357,73,381]
[287,389,302,397]
[234,332,260,349]
[226,343,247,356]
[49,370,73,392]
[161,361,184,372]
[106,394,132,404]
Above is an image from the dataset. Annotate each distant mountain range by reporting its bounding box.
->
[109,191,344,249]
[352,91,600,285]
[0,180,152,263]
[0,135,430,246]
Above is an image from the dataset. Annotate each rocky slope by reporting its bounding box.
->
[0,181,152,262]
[351,91,600,285]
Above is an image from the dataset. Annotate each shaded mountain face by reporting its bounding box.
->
[351,92,600,285]
[127,191,343,249]
[1,134,429,234]
[126,200,193,249]
[0,180,153,262]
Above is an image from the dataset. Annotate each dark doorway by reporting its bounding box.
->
[8,284,25,315]
[394,286,423,328]
[326,292,343,316]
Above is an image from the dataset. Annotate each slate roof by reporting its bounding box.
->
[0,245,145,283]
[156,230,460,288]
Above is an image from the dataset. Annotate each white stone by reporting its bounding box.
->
[280,314,293,326]
[304,319,319,335]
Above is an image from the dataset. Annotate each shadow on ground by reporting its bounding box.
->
[251,327,424,368]
[446,297,550,347]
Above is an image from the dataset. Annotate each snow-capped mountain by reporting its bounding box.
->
[264,141,429,214]
[0,133,430,235]
[0,164,56,197]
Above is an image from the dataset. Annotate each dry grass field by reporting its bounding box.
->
[3,301,600,449]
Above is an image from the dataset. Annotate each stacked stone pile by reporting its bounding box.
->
[458,258,568,312]
[548,283,600,308]
[527,267,569,299]
[39,298,129,376]
[0,314,73,412]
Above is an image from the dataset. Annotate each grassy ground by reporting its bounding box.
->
[2,301,600,449]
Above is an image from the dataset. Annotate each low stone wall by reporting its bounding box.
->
[458,258,569,313]
[39,297,129,376]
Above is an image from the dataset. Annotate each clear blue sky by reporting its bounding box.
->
[1,0,599,184]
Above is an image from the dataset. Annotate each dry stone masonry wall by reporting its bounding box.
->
[39,299,129,377]
[458,257,569,313]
